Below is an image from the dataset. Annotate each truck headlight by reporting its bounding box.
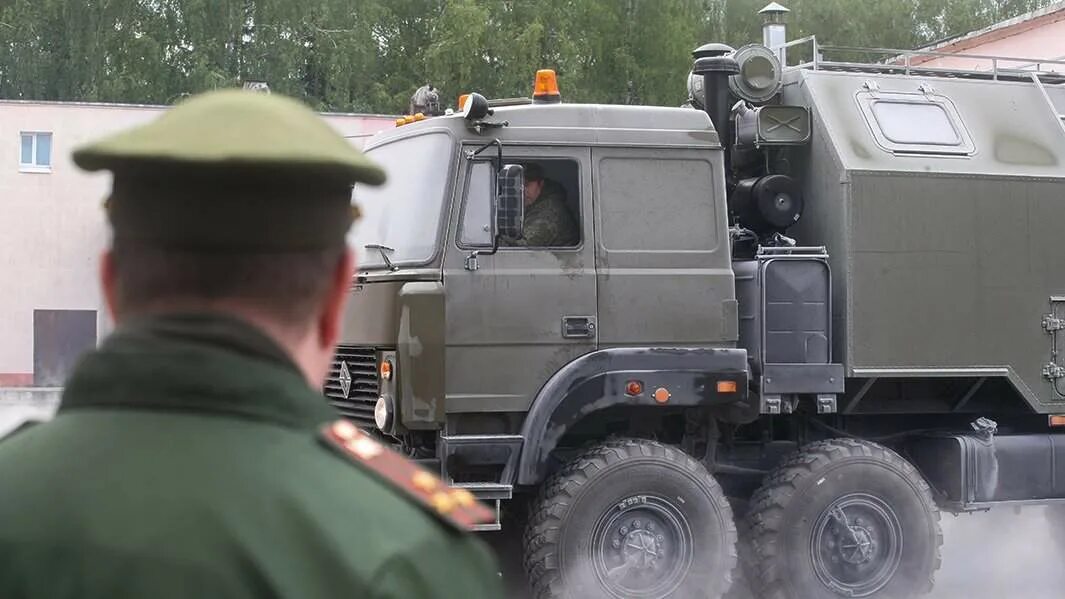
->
[374,395,394,431]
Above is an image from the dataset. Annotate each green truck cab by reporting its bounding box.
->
[326,26,1065,599]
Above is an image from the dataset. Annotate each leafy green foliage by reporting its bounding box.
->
[0,0,1056,113]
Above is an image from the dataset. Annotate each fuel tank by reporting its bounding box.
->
[908,431,1065,510]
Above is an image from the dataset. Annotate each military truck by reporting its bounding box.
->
[326,18,1065,599]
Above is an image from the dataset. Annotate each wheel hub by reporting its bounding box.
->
[616,520,665,571]
[591,496,693,598]
[835,521,875,564]
[811,494,903,597]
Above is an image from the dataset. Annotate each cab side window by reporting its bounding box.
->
[458,158,582,249]
[459,161,494,247]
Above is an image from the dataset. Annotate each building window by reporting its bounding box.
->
[19,132,53,172]
[857,91,973,156]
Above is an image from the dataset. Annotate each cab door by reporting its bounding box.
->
[443,146,596,426]
[591,146,737,347]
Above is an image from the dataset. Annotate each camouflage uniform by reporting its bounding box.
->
[507,180,579,247]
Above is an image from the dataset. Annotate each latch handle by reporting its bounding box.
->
[562,316,596,339]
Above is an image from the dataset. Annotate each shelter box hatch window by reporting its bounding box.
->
[855,90,974,156]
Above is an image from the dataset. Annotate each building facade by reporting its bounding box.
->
[0,99,394,389]
[912,2,1065,71]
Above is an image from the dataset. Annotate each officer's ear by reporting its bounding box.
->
[100,250,120,323]
[317,247,355,350]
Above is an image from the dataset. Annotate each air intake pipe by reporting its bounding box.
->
[693,52,740,173]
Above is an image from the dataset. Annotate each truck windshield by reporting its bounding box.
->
[348,132,452,269]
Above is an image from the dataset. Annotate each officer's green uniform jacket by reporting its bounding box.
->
[506,181,579,247]
[0,313,502,599]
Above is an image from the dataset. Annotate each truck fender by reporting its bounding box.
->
[515,347,748,486]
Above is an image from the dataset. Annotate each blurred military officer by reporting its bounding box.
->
[0,90,502,599]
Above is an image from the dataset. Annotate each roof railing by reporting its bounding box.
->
[772,35,1065,82]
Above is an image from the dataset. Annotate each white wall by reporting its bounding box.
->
[0,99,394,386]
[916,11,1065,72]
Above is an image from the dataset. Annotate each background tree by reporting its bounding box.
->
[0,0,1056,113]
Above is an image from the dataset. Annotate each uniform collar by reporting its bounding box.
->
[60,312,336,430]
[527,193,550,211]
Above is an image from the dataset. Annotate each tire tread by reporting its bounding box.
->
[745,438,943,599]
[523,437,738,599]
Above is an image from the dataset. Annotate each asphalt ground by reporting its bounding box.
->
[0,398,58,438]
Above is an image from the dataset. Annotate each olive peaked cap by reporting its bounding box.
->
[73,89,387,250]
[74,89,386,184]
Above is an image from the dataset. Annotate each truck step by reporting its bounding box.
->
[449,483,513,532]
[450,482,514,501]
[470,512,502,532]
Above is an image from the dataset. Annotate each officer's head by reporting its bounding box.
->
[524,163,545,206]
[73,90,386,387]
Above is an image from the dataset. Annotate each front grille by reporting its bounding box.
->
[324,345,379,429]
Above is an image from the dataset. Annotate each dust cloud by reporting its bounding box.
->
[722,506,1065,599]
[499,506,1065,599]
[932,505,1065,599]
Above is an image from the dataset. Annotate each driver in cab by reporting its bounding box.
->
[502,163,579,248]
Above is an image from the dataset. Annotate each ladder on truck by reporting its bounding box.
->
[771,35,1065,143]
[1030,72,1065,142]
[774,35,1065,84]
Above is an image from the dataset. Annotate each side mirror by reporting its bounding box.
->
[496,164,525,239]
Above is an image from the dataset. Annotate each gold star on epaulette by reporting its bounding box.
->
[413,470,440,493]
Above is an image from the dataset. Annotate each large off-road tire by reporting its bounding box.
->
[523,438,737,599]
[746,438,942,599]
[723,502,758,599]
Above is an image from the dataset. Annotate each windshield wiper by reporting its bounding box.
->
[364,244,398,271]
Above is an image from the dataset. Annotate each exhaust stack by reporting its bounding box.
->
[692,51,740,160]
[760,2,790,63]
